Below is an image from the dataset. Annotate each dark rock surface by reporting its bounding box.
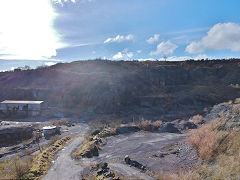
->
[124,155,146,171]
[159,123,182,133]
[115,126,140,134]
[178,121,198,130]
[0,126,33,147]
[1,60,240,121]
[93,132,190,172]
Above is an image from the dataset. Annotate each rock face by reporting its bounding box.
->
[115,126,140,134]
[81,145,99,158]
[159,123,182,133]
[178,121,198,130]
[0,60,240,121]
[0,126,33,147]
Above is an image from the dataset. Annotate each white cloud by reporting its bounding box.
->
[52,0,94,5]
[0,0,65,60]
[113,52,123,59]
[137,50,142,54]
[146,34,159,44]
[104,34,134,44]
[45,62,57,66]
[150,41,178,56]
[112,49,134,60]
[138,58,155,61]
[186,22,240,54]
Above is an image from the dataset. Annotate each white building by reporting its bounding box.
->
[0,100,44,116]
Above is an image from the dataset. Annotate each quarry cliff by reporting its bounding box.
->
[0,59,240,121]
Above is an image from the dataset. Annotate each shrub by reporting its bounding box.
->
[138,120,162,132]
[187,121,218,161]
[0,156,33,179]
[50,118,72,127]
[189,115,204,124]
[13,157,33,179]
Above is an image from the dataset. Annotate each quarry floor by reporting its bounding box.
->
[44,129,199,180]
[1,117,199,179]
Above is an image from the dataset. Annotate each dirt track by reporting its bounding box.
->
[43,123,89,180]
[44,128,198,180]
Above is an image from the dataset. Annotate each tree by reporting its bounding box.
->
[163,55,167,61]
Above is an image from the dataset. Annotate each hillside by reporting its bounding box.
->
[0,59,240,121]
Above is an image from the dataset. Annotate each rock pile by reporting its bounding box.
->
[124,155,146,171]
[96,162,119,180]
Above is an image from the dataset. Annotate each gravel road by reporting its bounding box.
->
[43,123,89,180]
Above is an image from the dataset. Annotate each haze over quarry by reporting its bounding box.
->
[0,0,240,70]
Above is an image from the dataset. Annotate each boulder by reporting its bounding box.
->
[115,126,140,134]
[124,155,146,171]
[124,155,131,164]
[92,145,99,156]
[91,129,100,136]
[82,150,92,158]
[159,123,181,133]
[180,121,197,130]
[104,171,115,178]
[97,162,108,170]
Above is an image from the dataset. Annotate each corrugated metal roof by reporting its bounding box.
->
[0,100,44,104]
[43,126,56,130]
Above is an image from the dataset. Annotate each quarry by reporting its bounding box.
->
[0,60,240,180]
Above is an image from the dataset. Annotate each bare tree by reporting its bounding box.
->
[163,55,167,61]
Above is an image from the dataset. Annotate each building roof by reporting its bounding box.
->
[0,100,44,104]
[43,126,56,130]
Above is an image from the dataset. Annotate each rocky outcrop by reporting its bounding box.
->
[124,155,146,171]
[1,60,240,121]
[159,123,182,133]
[115,126,140,134]
[0,126,33,147]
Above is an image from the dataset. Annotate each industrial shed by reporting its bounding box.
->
[0,100,44,117]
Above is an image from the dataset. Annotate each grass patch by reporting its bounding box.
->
[0,156,33,180]
[186,106,240,179]
[25,136,72,179]
[154,99,240,179]
[73,139,100,159]
[138,120,162,132]
[189,115,204,124]
[232,104,240,115]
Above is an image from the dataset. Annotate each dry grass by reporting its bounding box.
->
[186,108,240,179]
[73,138,101,159]
[26,136,72,178]
[138,120,162,132]
[48,135,62,146]
[0,156,33,179]
[189,115,204,124]
[232,104,240,115]
[49,118,72,127]
[154,100,240,180]
[187,122,218,161]
[213,100,233,108]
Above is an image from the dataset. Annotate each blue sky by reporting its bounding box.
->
[1,0,240,70]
